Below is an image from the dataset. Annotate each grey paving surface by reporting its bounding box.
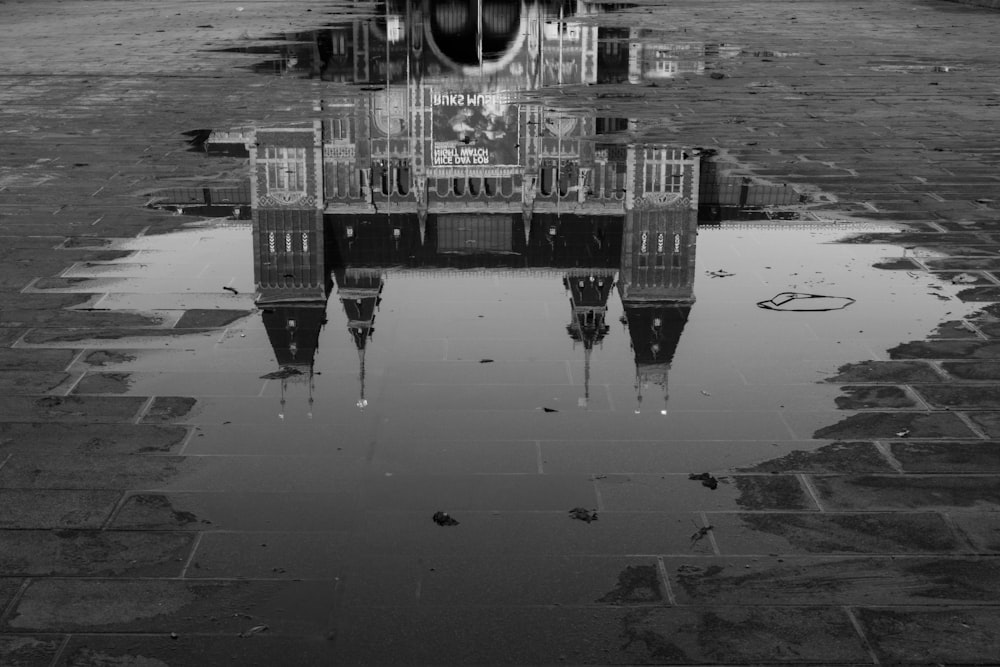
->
[2,0,1000,664]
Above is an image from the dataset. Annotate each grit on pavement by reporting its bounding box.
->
[3,0,1000,664]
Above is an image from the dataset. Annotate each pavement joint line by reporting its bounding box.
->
[7,328,31,349]
[774,409,799,439]
[905,385,935,412]
[872,441,906,474]
[179,532,204,579]
[60,371,87,398]
[843,605,881,665]
[0,578,32,627]
[17,277,40,294]
[797,473,826,512]
[953,410,990,439]
[0,452,12,473]
[655,556,676,606]
[99,491,130,531]
[132,395,156,425]
[699,511,721,556]
[46,634,72,667]
[940,511,980,553]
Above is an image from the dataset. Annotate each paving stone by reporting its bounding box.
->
[0,579,25,615]
[0,349,78,371]
[0,530,194,577]
[708,512,962,554]
[0,423,187,455]
[0,635,61,667]
[141,396,198,423]
[856,607,1000,665]
[0,454,186,490]
[333,606,869,664]
[0,371,71,394]
[966,411,1000,437]
[595,474,816,511]
[111,491,363,531]
[668,556,1000,606]
[956,285,1000,301]
[3,579,339,635]
[56,636,337,667]
[834,385,917,409]
[913,384,1000,408]
[941,360,1000,380]
[890,441,1000,472]
[888,339,1000,359]
[173,309,251,328]
[812,411,976,439]
[70,371,131,394]
[739,442,894,473]
[0,329,27,346]
[0,396,146,423]
[812,475,1000,511]
[824,360,943,383]
[923,257,1000,270]
[0,489,120,529]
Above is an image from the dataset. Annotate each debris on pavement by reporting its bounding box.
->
[479,358,494,363]
[239,625,268,638]
[260,367,303,380]
[756,292,855,311]
[541,407,559,413]
[706,269,735,278]
[896,429,911,438]
[569,507,598,523]
[690,525,714,547]
[689,472,719,490]
[432,511,459,526]
[951,273,979,284]
[223,285,239,295]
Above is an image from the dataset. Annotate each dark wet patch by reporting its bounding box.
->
[813,475,1000,511]
[857,608,1000,665]
[888,339,1000,360]
[733,476,813,510]
[956,285,1000,302]
[914,384,1000,409]
[891,441,1000,473]
[174,309,251,328]
[142,397,197,424]
[63,237,112,248]
[597,564,662,604]
[873,258,922,270]
[0,423,187,455]
[735,513,960,553]
[0,395,147,423]
[124,494,208,527]
[72,372,132,395]
[620,609,689,662]
[825,360,942,383]
[834,385,916,409]
[0,349,79,371]
[741,442,893,473]
[942,361,1000,379]
[0,489,120,529]
[82,350,137,367]
[813,412,975,440]
[925,257,1000,270]
[0,371,70,394]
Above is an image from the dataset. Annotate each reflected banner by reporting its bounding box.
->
[431,91,520,166]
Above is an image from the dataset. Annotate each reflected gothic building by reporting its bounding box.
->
[240,0,699,413]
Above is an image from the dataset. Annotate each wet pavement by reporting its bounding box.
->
[3,0,1000,664]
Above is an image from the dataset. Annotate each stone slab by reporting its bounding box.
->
[0,455,187,490]
[812,412,977,439]
[0,530,194,577]
[332,606,869,664]
[3,579,340,635]
[0,371,70,394]
[708,512,963,554]
[941,360,1000,380]
[56,636,337,667]
[888,340,1000,359]
[913,384,1000,408]
[0,489,120,529]
[824,360,943,383]
[668,556,1000,605]
[0,635,60,667]
[0,396,145,423]
[595,474,816,512]
[738,442,895,473]
[950,514,1000,552]
[111,492,363,532]
[834,386,918,409]
[0,349,78,371]
[813,475,1000,511]
[856,607,1000,665]
[966,411,1000,437]
[891,441,1000,472]
[0,423,188,455]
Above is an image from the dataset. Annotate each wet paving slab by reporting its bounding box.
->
[4,0,1000,663]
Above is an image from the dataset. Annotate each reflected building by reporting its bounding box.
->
[243,0,702,412]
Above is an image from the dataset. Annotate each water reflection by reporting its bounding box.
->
[240,1,706,415]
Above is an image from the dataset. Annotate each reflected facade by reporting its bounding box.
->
[228,1,704,412]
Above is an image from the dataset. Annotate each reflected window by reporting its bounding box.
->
[263,147,307,192]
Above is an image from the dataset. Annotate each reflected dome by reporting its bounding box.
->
[428,0,525,68]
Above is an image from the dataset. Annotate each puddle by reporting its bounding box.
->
[22,4,983,505]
